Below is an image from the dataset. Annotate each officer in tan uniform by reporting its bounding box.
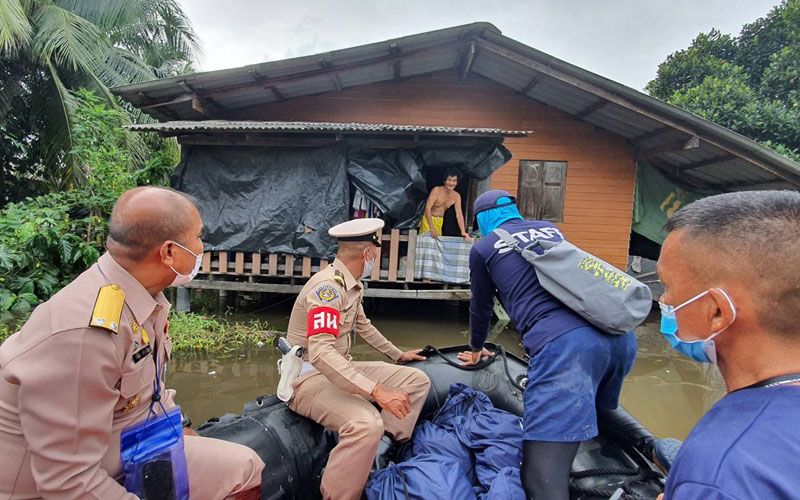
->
[285,218,431,500]
[0,187,264,499]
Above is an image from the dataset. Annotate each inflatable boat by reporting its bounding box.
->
[197,344,666,499]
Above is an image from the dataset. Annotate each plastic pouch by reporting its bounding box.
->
[120,405,189,499]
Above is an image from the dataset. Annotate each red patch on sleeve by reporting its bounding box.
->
[307,307,341,337]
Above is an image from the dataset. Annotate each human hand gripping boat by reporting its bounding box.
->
[195,343,667,499]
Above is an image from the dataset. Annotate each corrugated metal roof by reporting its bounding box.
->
[128,120,532,137]
[112,22,800,191]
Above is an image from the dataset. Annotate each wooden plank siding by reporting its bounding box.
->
[228,69,636,269]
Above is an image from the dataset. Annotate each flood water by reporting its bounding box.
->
[166,300,726,440]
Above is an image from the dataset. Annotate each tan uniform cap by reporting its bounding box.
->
[329,218,384,246]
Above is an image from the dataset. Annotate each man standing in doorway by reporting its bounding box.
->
[285,218,431,500]
[657,191,800,499]
[460,190,637,499]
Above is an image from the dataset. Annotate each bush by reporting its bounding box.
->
[0,89,176,313]
[646,1,800,161]
[167,312,277,352]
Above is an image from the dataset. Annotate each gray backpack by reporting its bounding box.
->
[493,228,652,335]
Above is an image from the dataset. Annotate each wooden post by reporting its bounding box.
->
[284,254,295,277]
[218,289,229,315]
[251,253,262,275]
[176,287,191,312]
[302,256,312,277]
[405,230,417,282]
[268,254,278,275]
[218,251,228,274]
[388,229,400,281]
[234,252,245,275]
[201,252,212,273]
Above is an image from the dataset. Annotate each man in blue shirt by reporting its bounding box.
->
[656,190,800,500]
[459,190,637,499]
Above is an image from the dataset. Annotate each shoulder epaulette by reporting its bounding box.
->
[89,284,125,334]
[333,270,346,288]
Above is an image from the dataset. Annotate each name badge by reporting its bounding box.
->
[132,345,152,363]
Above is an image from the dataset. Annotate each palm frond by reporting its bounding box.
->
[96,46,155,86]
[111,0,200,69]
[118,111,148,170]
[32,4,108,73]
[54,0,143,32]
[0,0,32,55]
[44,57,83,188]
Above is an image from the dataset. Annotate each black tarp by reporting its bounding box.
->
[172,142,511,258]
[172,145,349,258]
[346,149,428,229]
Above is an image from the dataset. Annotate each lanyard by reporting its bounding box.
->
[737,373,800,391]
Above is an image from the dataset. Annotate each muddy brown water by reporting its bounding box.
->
[166,302,726,440]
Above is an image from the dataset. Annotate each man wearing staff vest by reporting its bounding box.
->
[459,190,638,499]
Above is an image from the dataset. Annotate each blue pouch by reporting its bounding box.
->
[120,405,190,500]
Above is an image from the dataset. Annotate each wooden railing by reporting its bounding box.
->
[199,229,423,283]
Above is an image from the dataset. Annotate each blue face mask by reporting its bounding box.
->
[659,288,736,364]
[476,197,523,235]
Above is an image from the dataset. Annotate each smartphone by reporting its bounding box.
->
[140,459,175,500]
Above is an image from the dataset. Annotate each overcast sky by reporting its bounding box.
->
[181,0,780,92]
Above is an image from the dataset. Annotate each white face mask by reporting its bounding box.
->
[169,241,202,287]
[361,248,375,280]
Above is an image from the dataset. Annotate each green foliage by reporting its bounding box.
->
[0,322,16,344]
[646,0,800,163]
[0,0,197,203]
[646,29,739,101]
[167,312,276,353]
[0,89,167,312]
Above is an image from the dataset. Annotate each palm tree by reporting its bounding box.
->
[0,0,199,198]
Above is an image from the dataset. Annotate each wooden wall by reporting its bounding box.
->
[227,69,636,269]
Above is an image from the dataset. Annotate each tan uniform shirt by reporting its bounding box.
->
[287,259,403,396]
[0,253,176,499]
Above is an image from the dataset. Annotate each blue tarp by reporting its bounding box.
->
[432,383,494,430]
[406,421,473,478]
[365,454,476,500]
[368,384,524,498]
[456,408,523,488]
[484,466,525,500]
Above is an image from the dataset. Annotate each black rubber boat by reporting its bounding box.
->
[197,344,666,499]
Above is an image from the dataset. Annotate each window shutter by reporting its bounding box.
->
[540,161,567,222]
[517,160,544,219]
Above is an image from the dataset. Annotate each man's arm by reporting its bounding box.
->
[14,329,137,499]
[469,247,495,351]
[454,193,470,239]
[305,285,378,397]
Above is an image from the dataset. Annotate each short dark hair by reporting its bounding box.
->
[666,190,800,335]
[444,168,460,180]
[107,187,200,260]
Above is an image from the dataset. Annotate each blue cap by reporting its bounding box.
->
[474,189,516,215]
